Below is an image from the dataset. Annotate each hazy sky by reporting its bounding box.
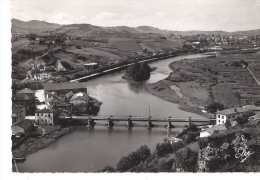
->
[12,0,260,31]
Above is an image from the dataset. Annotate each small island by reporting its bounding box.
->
[122,62,151,81]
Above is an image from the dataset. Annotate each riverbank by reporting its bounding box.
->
[12,126,76,159]
[145,52,260,117]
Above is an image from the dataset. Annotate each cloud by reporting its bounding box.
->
[93,12,119,21]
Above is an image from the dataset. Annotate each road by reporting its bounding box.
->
[247,64,260,86]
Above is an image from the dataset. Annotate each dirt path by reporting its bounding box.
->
[247,64,260,86]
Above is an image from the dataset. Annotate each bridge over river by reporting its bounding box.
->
[62,115,215,128]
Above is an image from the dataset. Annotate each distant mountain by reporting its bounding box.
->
[54,23,104,36]
[12,19,260,36]
[12,18,61,34]
[135,26,171,35]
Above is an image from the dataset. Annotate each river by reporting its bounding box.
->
[17,53,207,172]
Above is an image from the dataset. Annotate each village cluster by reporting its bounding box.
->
[11,82,101,139]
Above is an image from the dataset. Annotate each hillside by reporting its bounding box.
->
[12,19,260,36]
[11,19,61,34]
[99,121,260,172]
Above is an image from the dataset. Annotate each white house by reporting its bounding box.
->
[215,107,248,125]
[35,108,55,126]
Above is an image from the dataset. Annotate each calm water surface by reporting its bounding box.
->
[17,53,207,172]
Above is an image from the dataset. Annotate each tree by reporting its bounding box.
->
[236,115,248,125]
[116,145,151,172]
[98,165,116,172]
[225,119,231,129]
[205,102,225,114]
[186,123,199,132]
[175,147,198,172]
[155,141,173,157]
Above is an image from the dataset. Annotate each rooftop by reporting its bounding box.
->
[216,107,248,115]
[206,124,227,135]
[17,88,35,94]
[36,108,53,113]
[44,82,87,91]
[12,93,35,101]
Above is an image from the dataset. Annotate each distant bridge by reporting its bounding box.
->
[61,115,215,128]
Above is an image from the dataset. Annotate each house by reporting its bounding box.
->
[70,92,89,105]
[12,104,25,124]
[53,102,72,116]
[35,108,57,126]
[44,82,87,99]
[83,62,98,70]
[215,107,248,125]
[17,88,35,96]
[12,94,36,115]
[55,60,67,72]
[200,124,227,138]
[209,46,223,51]
[34,71,53,80]
[45,95,66,109]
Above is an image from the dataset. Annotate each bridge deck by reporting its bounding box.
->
[66,116,213,123]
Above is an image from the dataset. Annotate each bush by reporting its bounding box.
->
[116,145,151,172]
[198,138,209,148]
[99,165,116,172]
[225,119,231,129]
[236,116,248,125]
[157,159,175,172]
[175,147,198,172]
[205,102,225,113]
[186,123,199,132]
[155,141,173,157]
[185,131,199,144]
[172,141,184,152]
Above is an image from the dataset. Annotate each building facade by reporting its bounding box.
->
[12,104,25,124]
[35,109,56,126]
[216,107,248,125]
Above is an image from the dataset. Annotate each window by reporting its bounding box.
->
[222,115,224,119]
[219,120,220,123]
[218,115,220,118]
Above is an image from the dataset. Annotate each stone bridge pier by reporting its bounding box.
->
[165,116,174,128]
[107,116,114,127]
[88,118,95,127]
[147,116,155,128]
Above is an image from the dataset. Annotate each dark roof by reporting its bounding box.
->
[12,104,24,111]
[54,102,72,107]
[36,108,53,113]
[44,82,87,91]
[46,95,64,103]
[216,107,248,115]
[17,88,35,94]
[12,94,35,101]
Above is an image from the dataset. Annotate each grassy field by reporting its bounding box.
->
[146,52,260,116]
